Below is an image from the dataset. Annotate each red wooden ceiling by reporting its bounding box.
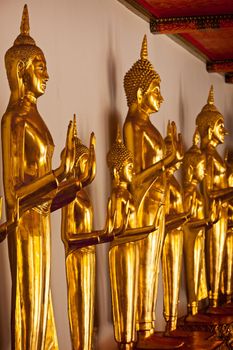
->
[136,0,233,17]
[121,0,233,81]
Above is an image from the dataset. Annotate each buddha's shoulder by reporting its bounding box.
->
[2,109,26,126]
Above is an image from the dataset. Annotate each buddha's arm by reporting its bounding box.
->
[124,121,145,180]
[68,224,153,249]
[208,187,233,201]
[185,218,208,229]
[165,213,187,232]
[50,178,81,212]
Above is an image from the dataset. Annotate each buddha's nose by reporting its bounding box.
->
[44,70,49,80]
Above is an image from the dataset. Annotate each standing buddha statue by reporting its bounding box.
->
[196,86,233,308]
[162,123,185,334]
[107,128,139,350]
[221,149,233,303]
[2,5,77,349]
[61,117,96,350]
[183,130,208,316]
[123,35,181,341]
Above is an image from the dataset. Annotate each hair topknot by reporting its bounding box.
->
[124,35,160,107]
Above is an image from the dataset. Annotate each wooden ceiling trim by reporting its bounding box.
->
[207,59,233,73]
[225,73,233,83]
[150,15,233,35]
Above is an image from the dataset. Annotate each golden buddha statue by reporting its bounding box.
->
[2,6,78,349]
[221,149,233,303]
[123,35,181,340]
[61,116,96,350]
[183,130,208,315]
[107,127,159,350]
[196,86,233,308]
[162,125,185,334]
[107,128,139,350]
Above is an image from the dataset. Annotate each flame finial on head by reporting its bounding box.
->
[116,124,122,143]
[140,34,148,60]
[20,4,30,36]
[207,85,214,105]
[73,114,78,139]
[13,4,36,46]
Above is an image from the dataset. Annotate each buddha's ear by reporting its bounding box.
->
[17,60,25,79]
[187,164,193,181]
[113,168,119,183]
[137,88,143,105]
[208,127,213,140]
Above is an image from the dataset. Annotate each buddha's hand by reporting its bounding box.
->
[165,121,184,166]
[105,199,117,236]
[170,121,184,162]
[87,132,96,182]
[55,120,76,182]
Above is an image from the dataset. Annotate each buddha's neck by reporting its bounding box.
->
[113,179,128,189]
[129,103,151,121]
[24,92,37,105]
[201,138,218,150]
[8,91,37,109]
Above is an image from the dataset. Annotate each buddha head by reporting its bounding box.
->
[183,129,205,185]
[196,86,227,148]
[5,5,49,102]
[124,35,163,114]
[107,126,134,184]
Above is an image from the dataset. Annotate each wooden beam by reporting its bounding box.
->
[207,60,233,73]
[225,73,233,84]
[150,14,233,34]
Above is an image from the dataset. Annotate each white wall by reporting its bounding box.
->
[0,1,233,349]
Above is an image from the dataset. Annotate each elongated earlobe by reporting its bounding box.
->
[113,168,120,184]
[137,88,143,105]
[187,165,194,182]
[208,127,213,140]
[17,60,25,79]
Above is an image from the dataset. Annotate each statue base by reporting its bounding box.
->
[170,330,225,350]
[176,304,233,349]
[178,314,233,333]
[136,331,184,349]
[135,330,225,349]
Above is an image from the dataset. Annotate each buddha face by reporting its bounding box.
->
[120,161,134,183]
[140,80,164,114]
[23,54,49,98]
[211,117,226,144]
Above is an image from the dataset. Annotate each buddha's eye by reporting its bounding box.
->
[35,63,44,72]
